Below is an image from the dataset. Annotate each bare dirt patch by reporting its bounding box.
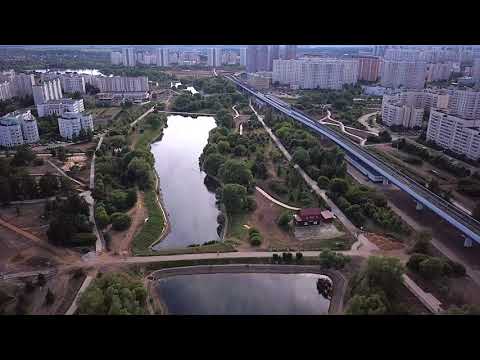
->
[364,232,404,251]
[108,192,148,256]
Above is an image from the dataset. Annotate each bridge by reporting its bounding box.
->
[225,74,480,247]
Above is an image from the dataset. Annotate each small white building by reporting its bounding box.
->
[58,112,94,140]
[0,110,39,147]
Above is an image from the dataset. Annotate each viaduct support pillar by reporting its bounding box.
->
[382,178,389,185]
[416,201,424,211]
[464,237,473,248]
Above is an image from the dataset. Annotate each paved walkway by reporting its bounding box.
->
[129,106,155,128]
[356,111,380,135]
[65,273,96,315]
[403,274,443,313]
[46,160,86,187]
[255,187,300,211]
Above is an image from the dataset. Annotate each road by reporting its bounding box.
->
[89,135,104,190]
[65,273,96,315]
[229,75,480,246]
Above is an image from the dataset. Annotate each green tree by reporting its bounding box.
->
[127,157,153,190]
[11,145,36,167]
[292,147,311,168]
[217,140,231,154]
[218,159,253,188]
[222,183,248,213]
[95,205,111,229]
[277,211,292,231]
[346,294,387,315]
[418,257,445,280]
[329,178,349,196]
[39,173,59,197]
[317,176,330,189]
[203,152,226,177]
[364,256,404,299]
[111,213,132,231]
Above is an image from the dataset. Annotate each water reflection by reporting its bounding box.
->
[155,273,331,315]
[151,115,221,249]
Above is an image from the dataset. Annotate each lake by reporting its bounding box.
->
[154,273,332,315]
[151,115,221,250]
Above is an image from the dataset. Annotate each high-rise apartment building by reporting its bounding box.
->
[58,112,94,140]
[273,58,358,90]
[207,48,222,67]
[156,48,170,67]
[240,48,247,67]
[122,48,136,67]
[111,51,123,65]
[384,48,421,61]
[93,76,149,93]
[0,110,39,147]
[32,79,63,106]
[246,45,269,73]
[426,62,453,82]
[283,45,297,60]
[61,75,86,94]
[11,73,35,97]
[267,45,280,71]
[373,45,388,57]
[447,89,480,120]
[426,109,480,160]
[380,60,427,89]
[356,56,380,82]
[0,81,13,101]
[473,58,480,84]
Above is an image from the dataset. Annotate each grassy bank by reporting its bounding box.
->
[130,115,167,255]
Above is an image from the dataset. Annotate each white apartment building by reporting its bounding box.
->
[37,98,84,117]
[0,81,13,101]
[381,89,450,129]
[426,62,453,82]
[380,60,427,89]
[382,95,424,128]
[0,110,39,147]
[207,48,222,67]
[240,48,247,67]
[447,89,480,120]
[33,79,63,105]
[11,73,35,97]
[157,48,170,67]
[93,76,148,93]
[58,111,94,140]
[384,48,421,61]
[473,59,480,83]
[426,109,480,160]
[111,51,123,65]
[272,58,359,90]
[61,75,86,94]
[122,48,136,67]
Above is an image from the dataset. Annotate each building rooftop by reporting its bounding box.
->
[299,208,322,217]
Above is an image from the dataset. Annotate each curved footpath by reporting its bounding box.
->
[255,187,300,211]
[148,264,347,314]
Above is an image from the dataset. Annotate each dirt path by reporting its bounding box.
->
[109,192,148,256]
[255,187,301,210]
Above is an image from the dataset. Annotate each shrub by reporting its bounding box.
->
[272,253,280,263]
[37,273,46,287]
[446,259,466,277]
[407,253,430,272]
[71,233,97,246]
[111,212,132,231]
[282,252,293,262]
[250,237,262,246]
[33,158,45,166]
[418,257,445,279]
[319,249,351,269]
[45,288,55,306]
[296,252,303,261]
[277,211,292,231]
[248,228,260,237]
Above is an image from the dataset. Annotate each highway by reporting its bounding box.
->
[225,75,480,245]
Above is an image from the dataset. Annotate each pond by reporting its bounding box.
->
[151,115,221,250]
[154,273,332,315]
